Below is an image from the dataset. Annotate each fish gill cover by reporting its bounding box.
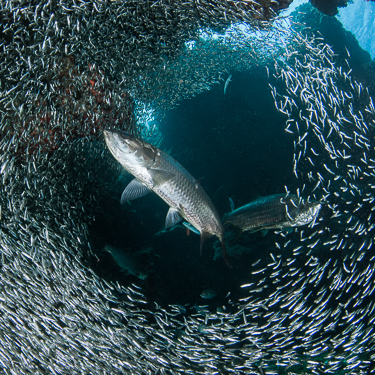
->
[1,0,375,374]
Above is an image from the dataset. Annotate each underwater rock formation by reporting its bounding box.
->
[310,0,350,16]
[310,0,375,16]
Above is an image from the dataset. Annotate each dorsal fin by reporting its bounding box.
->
[229,197,235,212]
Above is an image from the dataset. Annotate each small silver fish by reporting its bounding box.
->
[224,74,232,96]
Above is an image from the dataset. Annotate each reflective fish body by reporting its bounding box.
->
[104,129,229,263]
[223,194,321,235]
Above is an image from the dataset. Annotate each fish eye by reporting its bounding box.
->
[118,131,132,139]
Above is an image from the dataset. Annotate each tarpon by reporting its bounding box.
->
[103,129,229,266]
[223,194,321,237]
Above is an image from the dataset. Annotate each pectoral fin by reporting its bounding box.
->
[165,207,183,228]
[261,230,268,237]
[234,226,244,241]
[120,178,151,204]
[148,169,175,187]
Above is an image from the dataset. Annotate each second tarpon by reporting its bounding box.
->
[103,129,230,266]
[223,194,321,237]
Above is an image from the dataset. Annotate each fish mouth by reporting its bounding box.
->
[104,129,134,155]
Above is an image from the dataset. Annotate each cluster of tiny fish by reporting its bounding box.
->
[129,18,293,119]
[266,25,375,373]
[0,51,134,158]
[1,1,375,375]
[0,1,291,147]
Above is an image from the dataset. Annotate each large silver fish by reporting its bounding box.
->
[103,129,229,265]
[223,194,321,236]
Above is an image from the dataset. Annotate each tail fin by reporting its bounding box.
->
[200,232,232,268]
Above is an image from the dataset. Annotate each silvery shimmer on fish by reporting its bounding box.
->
[103,129,229,264]
[223,194,321,236]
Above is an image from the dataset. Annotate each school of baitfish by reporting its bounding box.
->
[0,1,375,374]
